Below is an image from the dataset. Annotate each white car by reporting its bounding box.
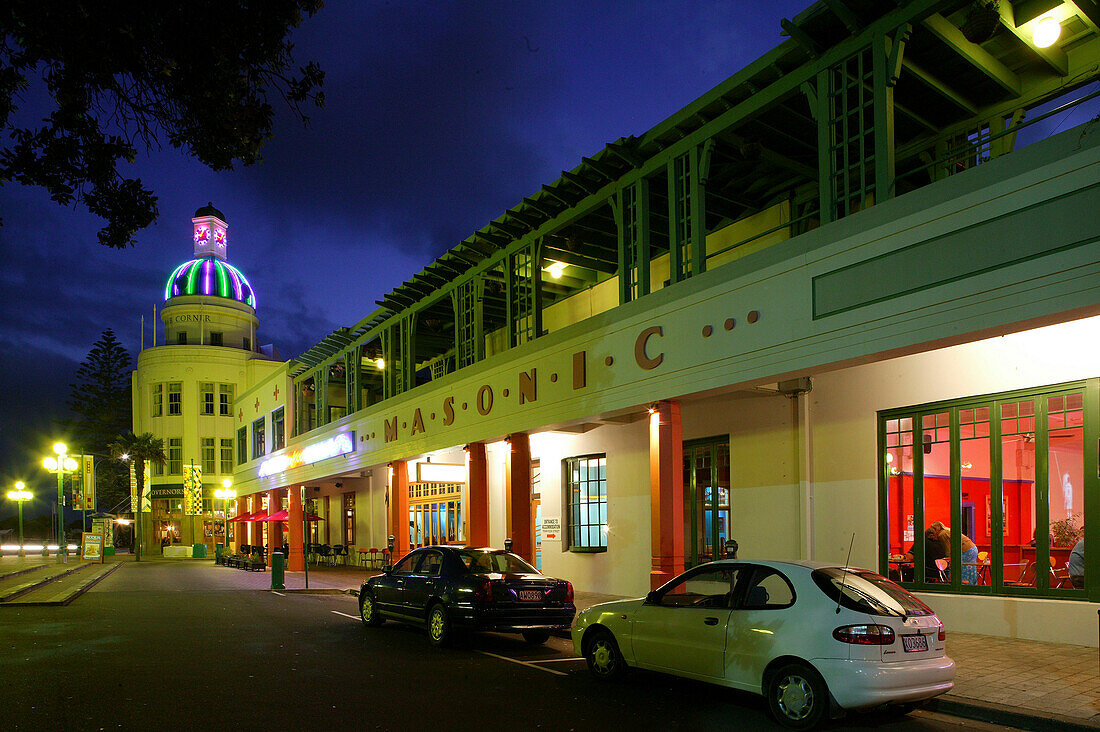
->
[572,560,955,729]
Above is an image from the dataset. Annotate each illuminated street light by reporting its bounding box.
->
[214,479,236,557]
[42,442,78,563]
[6,482,33,557]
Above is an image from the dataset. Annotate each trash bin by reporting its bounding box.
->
[271,552,286,590]
[192,543,207,559]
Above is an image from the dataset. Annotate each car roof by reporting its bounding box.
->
[700,558,872,573]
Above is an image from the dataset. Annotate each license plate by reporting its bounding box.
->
[517,590,543,602]
[902,634,928,652]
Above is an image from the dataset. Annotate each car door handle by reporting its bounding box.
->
[704,617,719,626]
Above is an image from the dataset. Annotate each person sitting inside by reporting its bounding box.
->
[894,525,947,582]
[933,522,979,585]
[1069,535,1085,589]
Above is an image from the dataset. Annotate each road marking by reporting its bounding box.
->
[478,651,568,676]
[532,657,585,663]
[332,611,359,620]
[271,591,285,596]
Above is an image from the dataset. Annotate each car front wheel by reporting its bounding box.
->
[359,591,383,627]
[767,662,828,730]
[427,604,452,647]
[583,628,625,680]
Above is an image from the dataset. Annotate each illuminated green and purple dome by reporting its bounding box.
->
[164,256,256,308]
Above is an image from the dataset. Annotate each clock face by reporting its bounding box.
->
[194,224,211,245]
[214,227,227,249]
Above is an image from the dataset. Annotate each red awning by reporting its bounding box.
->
[248,511,271,522]
[304,513,324,522]
[227,510,258,523]
[266,509,289,522]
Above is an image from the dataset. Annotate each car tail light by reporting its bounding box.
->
[937,625,946,642]
[561,581,574,602]
[833,624,896,645]
[474,577,492,604]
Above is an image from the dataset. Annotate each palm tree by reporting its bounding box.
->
[109,431,166,562]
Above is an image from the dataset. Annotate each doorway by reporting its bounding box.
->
[683,437,731,567]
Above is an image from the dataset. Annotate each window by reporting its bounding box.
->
[210,331,223,346]
[655,566,740,608]
[152,459,164,477]
[252,417,266,460]
[881,381,1088,597]
[200,383,215,415]
[416,550,443,577]
[564,455,607,551]
[168,438,182,475]
[237,427,247,464]
[168,382,182,415]
[271,407,285,451]
[343,492,355,546]
[201,438,216,474]
[220,439,234,474]
[177,331,187,345]
[151,384,163,417]
[219,384,233,416]
[243,337,251,351]
[741,567,795,609]
[392,552,418,575]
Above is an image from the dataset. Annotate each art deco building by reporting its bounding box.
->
[131,204,283,553]
[225,1,1096,646]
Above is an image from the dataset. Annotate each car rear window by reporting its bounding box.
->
[455,550,538,575]
[811,568,935,618]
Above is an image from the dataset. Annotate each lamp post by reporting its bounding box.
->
[214,479,236,558]
[6,482,33,557]
[43,443,78,563]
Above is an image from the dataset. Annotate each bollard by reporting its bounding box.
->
[271,552,286,591]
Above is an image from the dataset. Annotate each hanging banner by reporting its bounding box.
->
[183,463,203,516]
[129,462,152,512]
[91,516,114,549]
[71,455,96,511]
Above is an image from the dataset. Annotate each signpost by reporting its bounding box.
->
[80,532,105,563]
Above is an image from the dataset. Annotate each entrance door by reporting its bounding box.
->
[683,438,731,567]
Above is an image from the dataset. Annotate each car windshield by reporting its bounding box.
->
[455,550,538,575]
[811,568,935,618]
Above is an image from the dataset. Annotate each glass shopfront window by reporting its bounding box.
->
[880,380,1092,597]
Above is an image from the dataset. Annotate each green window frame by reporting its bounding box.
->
[271,407,285,451]
[252,417,266,461]
[220,438,234,474]
[201,437,216,474]
[236,427,247,465]
[168,438,182,475]
[563,454,607,552]
[879,378,1096,601]
[167,382,182,416]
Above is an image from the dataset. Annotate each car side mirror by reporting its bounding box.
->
[644,590,660,605]
[381,564,392,573]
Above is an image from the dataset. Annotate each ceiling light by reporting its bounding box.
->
[547,261,566,279]
[1033,17,1061,48]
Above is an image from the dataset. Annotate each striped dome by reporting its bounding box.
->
[164,257,256,308]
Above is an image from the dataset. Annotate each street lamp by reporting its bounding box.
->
[42,443,78,563]
[6,482,33,557]
[214,479,236,558]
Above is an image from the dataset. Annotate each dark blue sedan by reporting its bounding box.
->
[358,546,576,646]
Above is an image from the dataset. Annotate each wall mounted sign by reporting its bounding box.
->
[541,517,561,541]
[258,431,356,478]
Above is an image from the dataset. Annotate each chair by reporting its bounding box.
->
[332,545,347,565]
[308,543,320,564]
[368,547,382,568]
[976,551,990,585]
[1005,561,1036,587]
[933,558,949,583]
[318,544,332,565]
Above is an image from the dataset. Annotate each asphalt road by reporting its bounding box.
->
[0,561,1011,731]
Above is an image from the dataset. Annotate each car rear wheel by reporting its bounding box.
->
[427,604,452,647]
[359,592,383,627]
[767,662,828,730]
[583,628,625,681]
[522,630,550,645]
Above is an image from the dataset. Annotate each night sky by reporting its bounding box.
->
[0,1,815,513]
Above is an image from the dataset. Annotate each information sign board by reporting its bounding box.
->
[81,532,105,563]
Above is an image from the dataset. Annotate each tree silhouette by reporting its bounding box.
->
[0,2,325,247]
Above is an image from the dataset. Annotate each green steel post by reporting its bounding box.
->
[56,468,65,563]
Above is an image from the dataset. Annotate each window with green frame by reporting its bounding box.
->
[564,455,607,552]
[879,379,1094,598]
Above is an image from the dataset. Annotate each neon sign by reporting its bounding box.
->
[258,431,355,478]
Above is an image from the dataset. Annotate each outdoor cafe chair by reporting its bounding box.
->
[332,545,348,565]
[318,544,332,564]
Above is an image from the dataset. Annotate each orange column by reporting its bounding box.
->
[650,400,685,590]
[288,487,305,571]
[467,443,489,547]
[507,433,533,561]
[247,495,257,547]
[390,461,410,561]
